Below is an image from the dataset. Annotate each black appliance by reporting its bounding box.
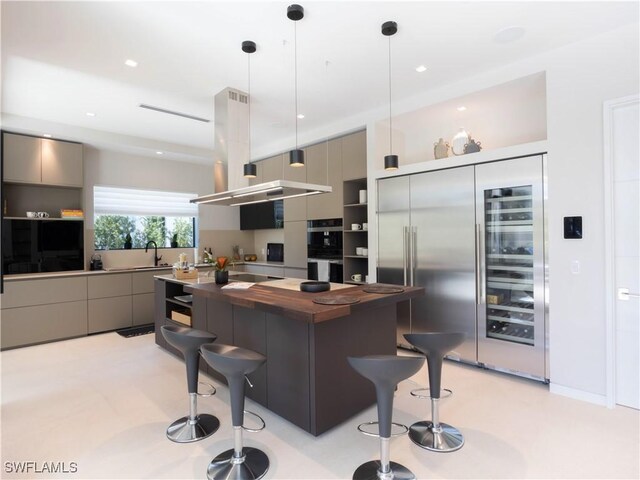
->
[266,243,284,262]
[307,218,342,259]
[2,219,84,274]
[240,200,284,230]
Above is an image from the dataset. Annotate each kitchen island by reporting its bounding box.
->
[154,273,423,436]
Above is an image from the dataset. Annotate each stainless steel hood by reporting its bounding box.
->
[191,179,331,206]
[192,87,331,207]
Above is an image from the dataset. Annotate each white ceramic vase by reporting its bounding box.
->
[451,128,470,156]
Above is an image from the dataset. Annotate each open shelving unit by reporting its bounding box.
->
[343,178,368,284]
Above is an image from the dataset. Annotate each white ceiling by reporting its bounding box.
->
[2,1,638,165]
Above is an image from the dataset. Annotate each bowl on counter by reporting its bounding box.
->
[244,254,258,261]
[300,281,330,293]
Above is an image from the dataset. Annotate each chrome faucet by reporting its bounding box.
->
[145,241,162,266]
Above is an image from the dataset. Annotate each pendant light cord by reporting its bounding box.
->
[247,52,252,164]
[388,34,393,155]
[294,20,299,150]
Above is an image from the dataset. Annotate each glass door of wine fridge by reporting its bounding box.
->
[476,155,547,379]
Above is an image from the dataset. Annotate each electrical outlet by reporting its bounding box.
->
[261,248,265,256]
[239,248,244,256]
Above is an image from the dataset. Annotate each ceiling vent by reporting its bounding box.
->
[138,103,210,123]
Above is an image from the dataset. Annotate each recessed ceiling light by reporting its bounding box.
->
[415,65,427,73]
[457,106,467,112]
[43,134,52,138]
[297,114,305,119]
[86,112,96,117]
[125,59,138,68]
[493,26,526,44]
[156,151,163,155]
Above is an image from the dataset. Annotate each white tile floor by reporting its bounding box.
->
[1,332,638,479]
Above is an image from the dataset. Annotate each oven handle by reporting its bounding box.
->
[307,226,343,233]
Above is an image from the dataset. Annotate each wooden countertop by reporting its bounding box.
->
[184,282,424,324]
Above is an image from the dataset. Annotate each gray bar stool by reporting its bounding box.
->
[348,354,425,480]
[404,332,465,452]
[161,325,220,443]
[200,343,269,480]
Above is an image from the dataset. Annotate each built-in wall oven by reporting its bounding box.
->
[307,218,343,282]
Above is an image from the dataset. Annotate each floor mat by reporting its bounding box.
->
[116,324,155,338]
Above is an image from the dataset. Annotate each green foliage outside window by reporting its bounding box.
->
[94,214,195,250]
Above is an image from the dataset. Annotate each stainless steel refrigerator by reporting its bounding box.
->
[377,154,547,379]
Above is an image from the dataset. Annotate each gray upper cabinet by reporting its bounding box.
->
[41,139,83,187]
[2,133,83,187]
[283,151,307,222]
[261,154,283,182]
[307,138,342,220]
[341,130,367,181]
[284,220,307,268]
[3,133,42,184]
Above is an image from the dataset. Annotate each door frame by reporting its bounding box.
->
[603,93,639,409]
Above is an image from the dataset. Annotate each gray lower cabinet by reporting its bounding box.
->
[1,301,87,349]
[88,273,132,299]
[243,264,285,277]
[132,293,154,326]
[284,267,308,279]
[88,296,133,333]
[1,277,87,308]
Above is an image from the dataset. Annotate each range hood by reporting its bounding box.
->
[191,179,331,206]
[191,87,331,207]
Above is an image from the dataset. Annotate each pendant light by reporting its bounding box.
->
[382,21,398,171]
[288,4,305,167]
[242,40,258,178]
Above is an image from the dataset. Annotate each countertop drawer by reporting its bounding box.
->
[88,273,132,299]
[1,277,87,309]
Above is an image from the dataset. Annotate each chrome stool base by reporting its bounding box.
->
[166,414,220,443]
[206,447,269,480]
[353,460,416,480]
[408,420,464,452]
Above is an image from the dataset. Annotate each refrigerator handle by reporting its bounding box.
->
[402,226,408,286]
[475,223,484,304]
[411,226,417,287]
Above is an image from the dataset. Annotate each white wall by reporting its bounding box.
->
[83,146,238,230]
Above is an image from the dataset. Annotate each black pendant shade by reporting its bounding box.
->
[289,149,305,167]
[243,162,257,178]
[384,155,398,170]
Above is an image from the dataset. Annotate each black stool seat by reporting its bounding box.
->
[160,325,220,443]
[200,343,269,480]
[348,355,424,480]
[404,332,465,453]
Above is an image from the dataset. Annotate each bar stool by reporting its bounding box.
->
[348,354,425,480]
[404,332,465,452]
[200,343,268,480]
[161,325,220,443]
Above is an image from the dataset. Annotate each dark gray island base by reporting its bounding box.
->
[154,276,424,436]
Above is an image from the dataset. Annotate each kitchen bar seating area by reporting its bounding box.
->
[1,1,639,479]
[1,331,638,479]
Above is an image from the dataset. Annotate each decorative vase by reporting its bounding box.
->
[451,128,470,156]
[464,137,482,154]
[215,270,228,284]
[124,241,132,250]
[171,241,178,248]
[433,138,449,159]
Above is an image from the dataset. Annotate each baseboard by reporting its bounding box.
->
[550,383,608,406]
